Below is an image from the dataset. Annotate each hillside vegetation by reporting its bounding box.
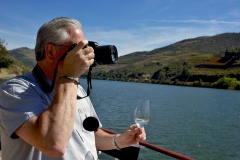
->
[3,32,240,89]
[89,32,240,90]
[0,39,31,79]
[9,47,37,68]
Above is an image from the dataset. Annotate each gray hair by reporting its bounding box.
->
[35,17,82,61]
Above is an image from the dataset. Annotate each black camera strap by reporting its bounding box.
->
[32,64,54,92]
[32,44,92,99]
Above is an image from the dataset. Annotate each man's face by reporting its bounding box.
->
[56,28,85,60]
[55,28,85,73]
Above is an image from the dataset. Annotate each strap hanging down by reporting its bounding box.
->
[77,66,92,99]
[32,64,54,92]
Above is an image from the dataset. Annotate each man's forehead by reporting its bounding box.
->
[68,28,85,43]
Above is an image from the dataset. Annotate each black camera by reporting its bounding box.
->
[60,41,118,65]
[87,41,118,65]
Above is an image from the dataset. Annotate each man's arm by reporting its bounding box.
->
[15,79,78,157]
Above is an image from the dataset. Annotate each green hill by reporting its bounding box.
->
[0,41,31,79]
[9,47,36,68]
[90,32,240,89]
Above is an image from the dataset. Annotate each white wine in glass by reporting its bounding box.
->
[133,99,150,147]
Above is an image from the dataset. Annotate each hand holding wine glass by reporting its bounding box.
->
[133,99,150,147]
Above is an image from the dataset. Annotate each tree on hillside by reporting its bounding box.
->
[0,39,8,56]
[0,39,13,68]
[225,47,240,57]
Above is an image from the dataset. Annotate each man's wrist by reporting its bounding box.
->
[114,134,129,150]
[112,134,121,150]
[58,75,79,85]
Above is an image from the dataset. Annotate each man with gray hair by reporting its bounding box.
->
[0,17,146,160]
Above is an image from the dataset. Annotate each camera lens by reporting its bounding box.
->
[94,45,118,65]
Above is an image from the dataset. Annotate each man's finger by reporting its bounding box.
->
[71,40,88,53]
[129,124,138,130]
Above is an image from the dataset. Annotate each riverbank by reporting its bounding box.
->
[90,77,240,91]
[0,68,16,80]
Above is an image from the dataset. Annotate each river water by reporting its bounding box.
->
[80,79,240,160]
[0,78,239,159]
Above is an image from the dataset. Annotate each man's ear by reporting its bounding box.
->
[45,43,57,60]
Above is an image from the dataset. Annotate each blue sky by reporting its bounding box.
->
[0,0,240,56]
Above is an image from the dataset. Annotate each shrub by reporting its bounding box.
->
[0,55,14,68]
[212,77,240,89]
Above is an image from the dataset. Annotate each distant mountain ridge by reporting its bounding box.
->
[120,33,240,61]
[89,32,240,89]
[8,32,240,68]
[9,47,36,68]
[109,33,240,75]
[151,32,240,54]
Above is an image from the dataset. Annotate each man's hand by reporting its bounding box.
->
[116,124,147,148]
[62,40,95,78]
[95,124,146,151]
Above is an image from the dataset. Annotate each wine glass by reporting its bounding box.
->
[133,99,150,147]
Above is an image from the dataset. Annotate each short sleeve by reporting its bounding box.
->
[0,78,49,138]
